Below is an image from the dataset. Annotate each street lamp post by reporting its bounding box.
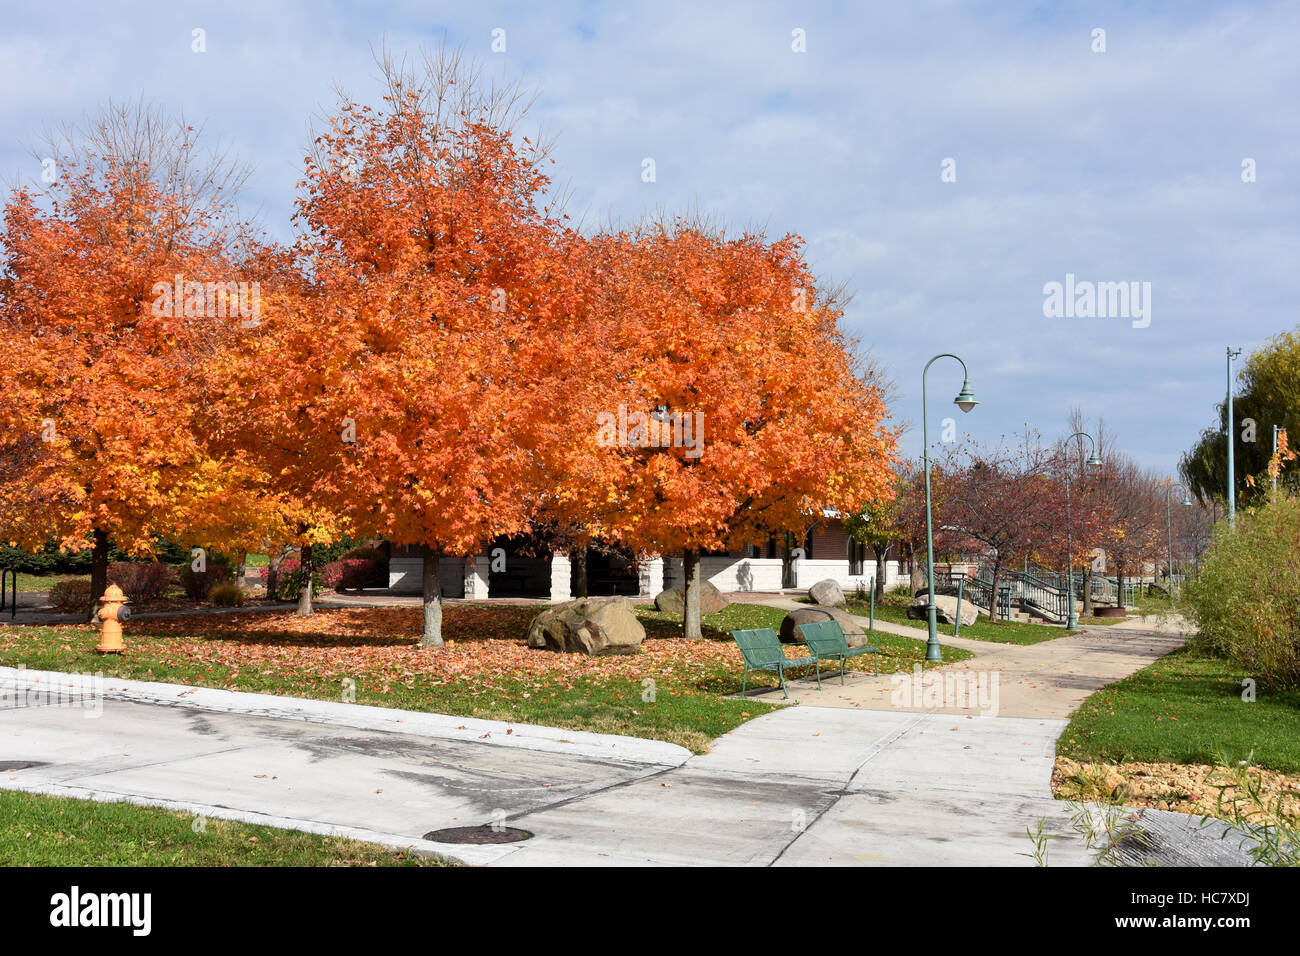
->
[1273,425,1280,499]
[922,353,978,663]
[1165,480,1193,608]
[1061,432,1102,630]
[1227,346,1242,529]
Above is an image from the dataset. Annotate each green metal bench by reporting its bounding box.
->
[731,627,818,698]
[796,619,878,684]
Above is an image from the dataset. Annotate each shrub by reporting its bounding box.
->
[48,579,93,613]
[178,552,236,600]
[210,583,245,607]
[339,545,386,564]
[1185,498,1300,688]
[338,547,388,588]
[107,562,175,604]
[276,558,323,601]
[321,558,379,592]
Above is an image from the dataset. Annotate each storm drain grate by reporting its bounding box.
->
[1,761,46,772]
[423,825,533,845]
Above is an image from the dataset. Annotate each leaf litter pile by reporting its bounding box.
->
[113,605,741,695]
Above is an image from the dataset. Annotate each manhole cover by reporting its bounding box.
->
[423,825,533,845]
[0,760,45,772]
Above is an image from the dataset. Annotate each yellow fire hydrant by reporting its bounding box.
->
[95,584,129,653]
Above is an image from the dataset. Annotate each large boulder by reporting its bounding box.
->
[913,584,963,599]
[808,578,846,608]
[527,597,646,655]
[779,606,871,648]
[654,582,729,616]
[907,594,978,627]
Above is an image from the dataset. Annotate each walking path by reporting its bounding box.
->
[739,596,1188,718]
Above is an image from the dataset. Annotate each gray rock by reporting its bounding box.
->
[779,606,871,647]
[907,594,978,627]
[527,597,646,655]
[808,578,847,607]
[654,581,729,616]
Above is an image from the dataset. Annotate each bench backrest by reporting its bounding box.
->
[731,628,786,667]
[798,619,850,655]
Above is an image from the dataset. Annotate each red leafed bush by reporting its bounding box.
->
[49,579,93,613]
[322,558,378,592]
[107,562,175,604]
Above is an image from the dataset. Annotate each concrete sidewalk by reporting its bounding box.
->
[0,668,687,865]
[0,670,1096,866]
[0,613,1242,866]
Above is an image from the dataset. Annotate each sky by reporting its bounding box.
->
[2,0,1297,476]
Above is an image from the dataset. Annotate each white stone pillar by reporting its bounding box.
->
[550,552,572,603]
[463,555,490,600]
[640,555,664,598]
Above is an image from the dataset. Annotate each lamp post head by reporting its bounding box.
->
[1181,495,1193,506]
[1085,453,1102,469]
[953,381,978,413]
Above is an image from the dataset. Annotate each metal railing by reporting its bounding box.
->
[0,569,16,620]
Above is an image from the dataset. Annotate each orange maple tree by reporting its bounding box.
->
[213,60,593,641]
[0,103,281,617]
[574,222,899,637]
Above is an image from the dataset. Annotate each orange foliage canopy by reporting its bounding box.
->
[1,92,900,624]
[206,90,595,560]
[0,151,281,557]
[571,224,899,557]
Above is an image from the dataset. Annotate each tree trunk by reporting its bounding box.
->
[1082,564,1094,617]
[296,544,314,616]
[266,548,283,601]
[1116,563,1126,610]
[874,551,887,602]
[87,529,110,623]
[421,546,443,648]
[682,548,702,640]
[572,547,588,599]
[988,560,1002,624]
[780,532,795,590]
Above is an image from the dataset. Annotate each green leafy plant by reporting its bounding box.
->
[1020,817,1057,867]
[1203,752,1300,867]
[1184,497,1300,688]
[1067,801,1157,867]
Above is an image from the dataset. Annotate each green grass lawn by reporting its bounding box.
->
[843,599,1075,645]
[1058,645,1300,773]
[10,572,87,592]
[1076,613,1123,626]
[0,790,450,866]
[0,602,959,754]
